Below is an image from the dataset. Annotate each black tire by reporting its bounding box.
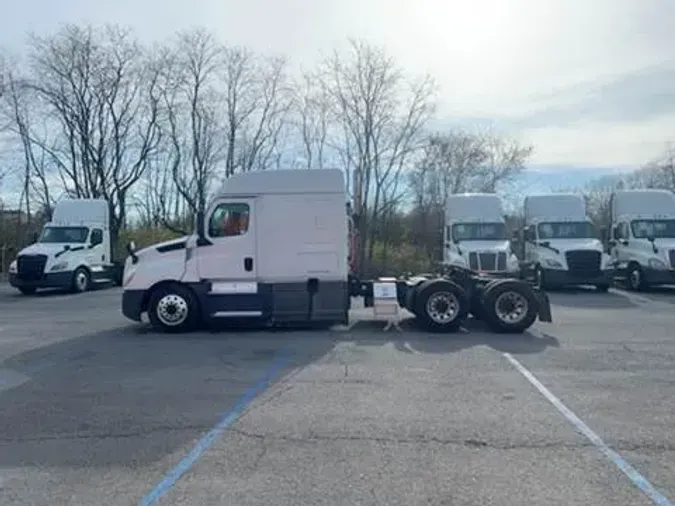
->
[147,283,200,333]
[595,283,610,293]
[414,279,469,333]
[481,279,538,333]
[470,279,501,320]
[71,267,91,293]
[18,286,36,295]
[626,263,646,292]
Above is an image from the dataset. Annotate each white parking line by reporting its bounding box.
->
[610,288,673,310]
[503,352,673,506]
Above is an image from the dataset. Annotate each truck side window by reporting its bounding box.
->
[208,203,250,238]
[90,229,103,246]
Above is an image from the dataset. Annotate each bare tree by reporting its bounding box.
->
[151,28,226,233]
[320,39,436,274]
[407,129,532,260]
[222,47,291,176]
[22,24,162,245]
[292,71,330,170]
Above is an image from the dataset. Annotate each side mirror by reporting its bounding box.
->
[32,232,38,243]
[511,231,520,242]
[126,241,138,264]
[612,227,620,240]
[599,227,607,241]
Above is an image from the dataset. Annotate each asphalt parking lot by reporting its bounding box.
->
[1,283,675,506]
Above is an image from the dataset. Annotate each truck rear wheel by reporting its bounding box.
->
[481,280,538,333]
[414,279,468,333]
[148,283,200,333]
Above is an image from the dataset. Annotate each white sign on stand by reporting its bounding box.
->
[373,280,401,332]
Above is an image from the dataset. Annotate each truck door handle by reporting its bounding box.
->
[244,257,253,271]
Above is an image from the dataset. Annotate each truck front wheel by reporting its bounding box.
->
[414,280,468,333]
[71,267,91,293]
[481,280,538,333]
[147,283,200,333]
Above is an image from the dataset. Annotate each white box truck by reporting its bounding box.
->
[8,199,122,294]
[608,189,675,291]
[520,193,613,291]
[121,169,552,334]
[444,193,520,277]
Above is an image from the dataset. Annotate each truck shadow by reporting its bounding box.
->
[0,324,334,470]
[344,317,560,356]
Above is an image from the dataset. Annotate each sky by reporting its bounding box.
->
[1,0,674,197]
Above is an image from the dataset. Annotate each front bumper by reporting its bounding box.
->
[641,267,675,285]
[541,268,614,287]
[9,271,73,289]
[122,289,145,321]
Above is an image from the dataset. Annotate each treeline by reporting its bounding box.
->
[573,147,675,232]
[2,24,672,277]
[0,23,536,276]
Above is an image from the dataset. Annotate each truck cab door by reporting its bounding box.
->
[88,228,105,266]
[196,198,259,317]
[612,222,629,265]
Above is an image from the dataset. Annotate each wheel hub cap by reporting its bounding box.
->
[157,294,188,326]
[494,291,528,324]
[426,292,459,324]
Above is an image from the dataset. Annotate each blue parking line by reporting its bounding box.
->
[138,351,292,506]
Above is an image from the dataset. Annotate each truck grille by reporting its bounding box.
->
[565,250,601,276]
[468,252,507,272]
[669,250,675,269]
[17,254,48,280]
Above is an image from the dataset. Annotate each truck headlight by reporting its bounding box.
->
[648,258,668,270]
[542,258,563,268]
[50,262,69,271]
[9,260,17,273]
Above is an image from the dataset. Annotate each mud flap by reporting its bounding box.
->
[534,289,552,322]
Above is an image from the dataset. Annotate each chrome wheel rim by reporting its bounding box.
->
[156,294,189,326]
[425,291,459,324]
[75,271,88,291]
[630,269,640,290]
[494,291,528,324]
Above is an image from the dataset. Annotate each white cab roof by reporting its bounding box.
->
[446,193,504,222]
[51,199,109,227]
[611,189,675,219]
[524,193,586,222]
[215,169,346,197]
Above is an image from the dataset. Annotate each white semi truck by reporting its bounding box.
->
[121,169,552,334]
[444,193,520,277]
[520,193,613,291]
[8,199,123,294]
[608,189,675,291]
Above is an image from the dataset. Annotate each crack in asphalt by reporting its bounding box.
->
[227,428,675,452]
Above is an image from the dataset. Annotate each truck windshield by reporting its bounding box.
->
[452,223,506,241]
[39,226,89,243]
[538,222,594,239]
[631,219,675,238]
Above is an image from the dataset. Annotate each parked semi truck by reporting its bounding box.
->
[121,169,552,334]
[444,193,520,277]
[609,189,675,291]
[519,193,613,291]
[8,199,123,294]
